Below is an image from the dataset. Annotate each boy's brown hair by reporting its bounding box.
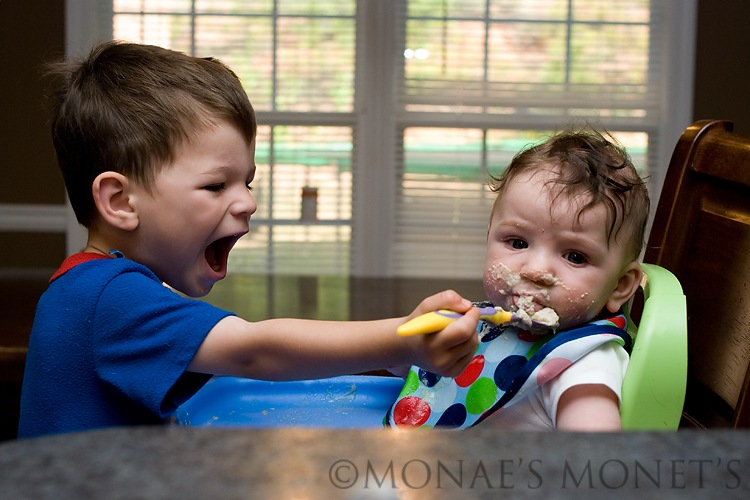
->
[49,41,257,227]
[489,128,650,260]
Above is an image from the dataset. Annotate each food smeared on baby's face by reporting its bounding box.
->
[484,262,560,330]
[530,307,559,328]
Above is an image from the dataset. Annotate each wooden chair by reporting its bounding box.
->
[645,119,750,428]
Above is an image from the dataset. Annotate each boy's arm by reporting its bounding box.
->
[189,290,480,380]
[555,384,622,431]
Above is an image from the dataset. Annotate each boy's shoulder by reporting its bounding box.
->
[41,251,165,312]
[36,251,227,335]
[50,251,158,285]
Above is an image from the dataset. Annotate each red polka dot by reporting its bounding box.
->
[455,355,485,387]
[610,316,627,329]
[536,357,573,385]
[393,396,431,427]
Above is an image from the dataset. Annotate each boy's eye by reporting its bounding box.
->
[564,251,587,265]
[508,238,528,250]
[245,182,254,191]
[204,183,225,192]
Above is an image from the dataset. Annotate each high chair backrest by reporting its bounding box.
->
[620,264,686,430]
[644,119,750,428]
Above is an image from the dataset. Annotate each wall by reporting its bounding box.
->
[0,0,66,269]
[692,0,750,136]
[1,0,750,271]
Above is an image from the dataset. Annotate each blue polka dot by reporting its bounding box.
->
[480,324,504,342]
[418,368,441,387]
[435,403,467,428]
[494,355,527,390]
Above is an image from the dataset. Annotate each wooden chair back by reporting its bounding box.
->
[645,119,750,428]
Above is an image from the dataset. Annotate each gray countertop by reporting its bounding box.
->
[1,427,748,499]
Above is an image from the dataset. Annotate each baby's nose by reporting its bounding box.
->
[521,270,558,286]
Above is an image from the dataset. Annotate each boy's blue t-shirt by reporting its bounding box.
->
[18,253,233,438]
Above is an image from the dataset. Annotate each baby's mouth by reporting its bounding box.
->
[205,235,239,274]
[511,295,560,331]
[513,294,543,315]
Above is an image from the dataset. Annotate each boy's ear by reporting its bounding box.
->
[605,261,643,313]
[92,172,140,231]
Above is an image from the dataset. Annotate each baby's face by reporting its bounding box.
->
[483,168,636,330]
[127,120,257,296]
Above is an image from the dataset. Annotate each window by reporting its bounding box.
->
[392,0,658,277]
[79,0,694,278]
[109,0,357,275]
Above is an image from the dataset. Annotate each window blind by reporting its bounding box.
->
[97,0,691,278]
[392,0,661,278]
[112,0,357,275]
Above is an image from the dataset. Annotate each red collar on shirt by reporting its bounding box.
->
[49,252,111,283]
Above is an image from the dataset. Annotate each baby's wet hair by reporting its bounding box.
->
[490,127,650,259]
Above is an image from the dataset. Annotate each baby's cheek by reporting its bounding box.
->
[554,290,599,329]
[483,263,514,305]
[483,280,508,306]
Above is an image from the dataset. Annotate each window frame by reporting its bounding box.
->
[63,0,696,278]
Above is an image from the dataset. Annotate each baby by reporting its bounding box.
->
[387,128,650,431]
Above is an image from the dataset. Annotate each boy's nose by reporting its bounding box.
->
[233,188,257,218]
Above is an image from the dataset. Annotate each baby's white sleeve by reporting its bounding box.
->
[540,342,630,427]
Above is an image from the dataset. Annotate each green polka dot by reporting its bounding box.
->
[527,333,555,359]
[465,377,498,414]
[399,370,420,397]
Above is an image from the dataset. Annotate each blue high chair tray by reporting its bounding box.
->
[174,375,403,428]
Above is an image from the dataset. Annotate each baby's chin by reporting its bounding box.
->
[555,311,598,331]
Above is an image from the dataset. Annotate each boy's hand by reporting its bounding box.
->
[399,290,480,378]
[406,289,472,319]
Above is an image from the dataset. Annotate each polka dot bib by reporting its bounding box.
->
[385,314,631,429]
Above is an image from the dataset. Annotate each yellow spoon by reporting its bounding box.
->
[397,306,513,336]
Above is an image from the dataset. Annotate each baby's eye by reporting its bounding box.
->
[564,251,588,265]
[245,182,254,192]
[507,238,528,250]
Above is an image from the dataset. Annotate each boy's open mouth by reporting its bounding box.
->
[205,235,239,274]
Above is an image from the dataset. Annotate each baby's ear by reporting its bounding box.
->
[92,172,139,231]
[605,261,643,313]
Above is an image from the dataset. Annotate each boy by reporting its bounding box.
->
[18,41,479,438]
[387,129,649,431]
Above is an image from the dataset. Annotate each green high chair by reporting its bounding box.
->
[620,263,687,430]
